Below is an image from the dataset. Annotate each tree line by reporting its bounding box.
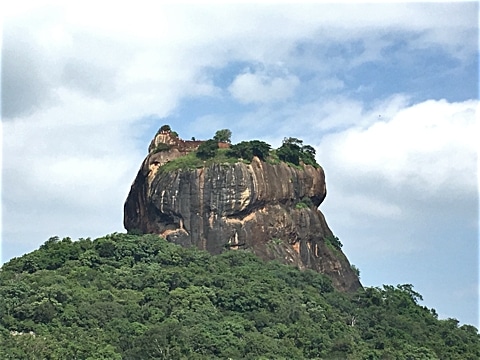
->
[195,128,320,168]
[1,233,478,359]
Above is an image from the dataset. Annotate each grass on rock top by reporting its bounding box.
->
[158,148,320,173]
[158,149,239,172]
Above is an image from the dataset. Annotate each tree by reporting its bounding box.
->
[249,140,271,161]
[277,138,319,167]
[1,232,479,359]
[300,144,317,166]
[283,137,303,147]
[228,142,253,161]
[228,140,271,162]
[277,138,303,165]
[159,125,171,132]
[213,129,232,143]
[196,140,218,160]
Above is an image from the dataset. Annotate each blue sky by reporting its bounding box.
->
[1,1,478,327]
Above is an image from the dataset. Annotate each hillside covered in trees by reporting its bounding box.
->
[1,233,478,359]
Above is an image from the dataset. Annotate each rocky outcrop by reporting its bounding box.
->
[124,140,362,292]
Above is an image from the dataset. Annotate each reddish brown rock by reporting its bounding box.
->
[124,136,361,292]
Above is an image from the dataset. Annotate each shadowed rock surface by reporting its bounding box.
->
[124,134,362,292]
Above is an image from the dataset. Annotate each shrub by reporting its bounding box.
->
[295,202,309,209]
[269,238,283,245]
[351,264,360,278]
[295,197,314,209]
[325,234,343,249]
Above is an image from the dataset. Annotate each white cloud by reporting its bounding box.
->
[317,98,478,256]
[324,99,478,193]
[2,3,476,119]
[309,98,478,327]
[229,69,300,104]
[1,88,147,257]
[319,77,345,92]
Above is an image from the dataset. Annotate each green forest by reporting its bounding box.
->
[1,233,478,359]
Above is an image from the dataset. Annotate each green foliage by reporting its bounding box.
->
[300,144,318,167]
[152,142,171,154]
[127,228,144,236]
[228,140,272,162]
[148,131,320,171]
[160,152,205,172]
[266,149,282,165]
[325,234,343,249]
[277,137,303,165]
[160,149,238,173]
[1,233,478,359]
[155,124,177,138]
[228,141,253,162]
[246,140,271,161]
[196,139,219,160]
[270,237,283,245]
[296,196,314,209]
[351,264,361,278]
[295,202,308,209]
[213,129,232,143]
[276,137,320,168]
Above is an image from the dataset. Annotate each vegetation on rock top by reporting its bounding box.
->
[156,126,321,171]
[1,233,478,359]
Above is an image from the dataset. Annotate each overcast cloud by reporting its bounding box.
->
[2,1,478,327]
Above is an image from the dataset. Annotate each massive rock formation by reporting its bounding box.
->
[124,131,362,292]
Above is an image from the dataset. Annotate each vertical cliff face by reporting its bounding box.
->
[124,138,362,292]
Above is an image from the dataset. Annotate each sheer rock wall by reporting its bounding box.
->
[124,144,362,292]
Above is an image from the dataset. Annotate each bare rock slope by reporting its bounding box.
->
[124,132,361,292]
